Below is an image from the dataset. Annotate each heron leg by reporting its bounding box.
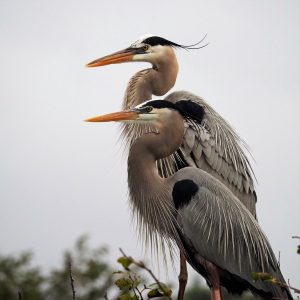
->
[177,251,188,300]
[205,261,222,300]
[211,288,222,300]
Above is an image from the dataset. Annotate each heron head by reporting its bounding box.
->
[86,34,208,69]
[86,34,179,69]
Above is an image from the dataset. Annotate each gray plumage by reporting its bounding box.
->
[122,76,257,218]
[87,34,257,217]
[86,102,292,299]
[165,91,257,217]
[173,167,288,299]
[127,105,292,299]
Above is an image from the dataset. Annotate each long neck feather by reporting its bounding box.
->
[123,69,153,110]
[123,49,179,110]
[122,59,179,146]
[127,111,184,253]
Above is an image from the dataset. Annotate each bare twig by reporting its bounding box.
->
[18,291,22,300]
[135,286,143,300]
[272,278,300,295]
[292,236,300,239]
[132,286,139,299]
[140,284,150,294]
[128,273,143,299]
[68,256,76,300]
[119,248,171,299]
[278,281,300,295]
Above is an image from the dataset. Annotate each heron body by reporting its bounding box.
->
[86,100,292,300]
[87,35,257,218]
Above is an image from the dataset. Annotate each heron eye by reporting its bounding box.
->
[145,106,153,113]
[143,45,149,51]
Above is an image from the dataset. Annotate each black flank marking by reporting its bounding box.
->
[142,36,182,48]
[172,179,198,210]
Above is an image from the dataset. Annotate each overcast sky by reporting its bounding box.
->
[0,0,299,294]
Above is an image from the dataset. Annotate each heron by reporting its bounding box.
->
[85,100,292,300]
[86,35,257,298]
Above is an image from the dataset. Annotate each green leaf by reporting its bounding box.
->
[147,282,172,296]
[119,293,139,300]
[115,278,132,291]
[251,272,276,283]
[148,288,164,298]
[117,256,133,270]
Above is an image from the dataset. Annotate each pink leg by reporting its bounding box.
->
[177,251,188,300]
[205,261,222,300]
[211,288,222,300]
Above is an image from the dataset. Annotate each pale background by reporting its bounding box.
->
[0,0,299,294]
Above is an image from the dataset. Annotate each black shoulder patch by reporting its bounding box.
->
[172,179,198,210]
[175,100,205,124]
[142,36,181,48]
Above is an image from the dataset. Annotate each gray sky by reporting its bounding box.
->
[0,0,299,293]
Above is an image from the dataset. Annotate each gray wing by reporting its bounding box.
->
[172,168,292,299]
[165,91,257,217]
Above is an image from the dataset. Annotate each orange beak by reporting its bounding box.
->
[85,110,138,122]
[86,48,137,67]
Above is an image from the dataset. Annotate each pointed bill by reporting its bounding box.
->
[85,111,138,122]
[86,48,136,67]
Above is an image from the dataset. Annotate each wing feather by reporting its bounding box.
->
[173,168,291,299]
[165,91,257,217]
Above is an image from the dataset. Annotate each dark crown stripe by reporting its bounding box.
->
[141,35,209,50]
[142,100,177,110]
[140,100,205,124]
[142,36,181,48]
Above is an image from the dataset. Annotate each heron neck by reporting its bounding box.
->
[123,53,179,109]
[127,110,184,200]
[127,111,184,240]
[150,50,179,96]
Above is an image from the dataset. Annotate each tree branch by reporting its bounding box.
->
[68,257,76,300]
[119,248,171,299]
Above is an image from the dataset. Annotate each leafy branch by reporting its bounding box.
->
[251,272,300,295]
[113,248,172,300]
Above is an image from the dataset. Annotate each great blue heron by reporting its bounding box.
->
[86,35,257,298]
[85,100,292,300]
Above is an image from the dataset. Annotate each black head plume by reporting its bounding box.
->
[141,34,209,50]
